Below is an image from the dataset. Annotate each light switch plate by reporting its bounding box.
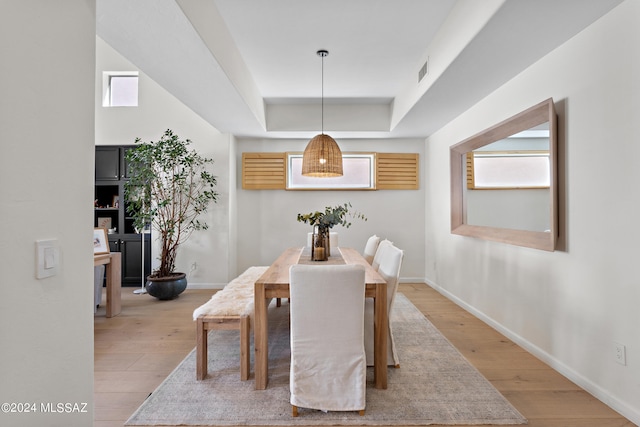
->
[36,239,58,279]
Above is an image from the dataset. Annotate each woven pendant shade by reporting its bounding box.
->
[302,133,343,177]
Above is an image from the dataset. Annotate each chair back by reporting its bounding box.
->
[306,231,339,249]
[362,234,380,264]
[378,244,404,309]
[371,238,393,271]
[289,264,367,413]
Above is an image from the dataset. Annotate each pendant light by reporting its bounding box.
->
[302,50,343,177]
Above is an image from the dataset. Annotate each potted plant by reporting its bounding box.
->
[297,202,366,260]
[124,129,218,299]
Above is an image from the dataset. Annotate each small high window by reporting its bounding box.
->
[466,129,550,190]
[286,153,375,190]
[468,151,550,189]
[103,72,139,107]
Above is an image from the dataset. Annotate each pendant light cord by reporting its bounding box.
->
[317,49,328,135]
[321,52,324,134]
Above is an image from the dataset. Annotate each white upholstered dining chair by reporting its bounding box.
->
[289,264,367,417]
[371,238,393,271]
[362,234,380,264]
[365,243,404,367]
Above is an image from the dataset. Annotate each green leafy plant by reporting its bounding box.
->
[124,130,218,278]
[297,202,367,231]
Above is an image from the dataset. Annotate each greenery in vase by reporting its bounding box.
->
[124,129,219,278]
[296,202,367,232]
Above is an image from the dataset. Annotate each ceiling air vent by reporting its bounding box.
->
[418,58,428,83]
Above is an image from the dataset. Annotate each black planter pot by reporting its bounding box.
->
[146,272,187,300]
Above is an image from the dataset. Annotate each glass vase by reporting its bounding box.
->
[311,226,329,261]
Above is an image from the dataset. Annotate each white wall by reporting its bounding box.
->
[0,2,95,426]
[235,138,425,281]
[425,0,639,422]
[95,37,233,285]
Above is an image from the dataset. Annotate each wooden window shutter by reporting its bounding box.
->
[376,153,419,189]
[242,153,286,189]
[466,152,475,189]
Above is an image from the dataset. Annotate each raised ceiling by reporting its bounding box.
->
[97,0,622,140]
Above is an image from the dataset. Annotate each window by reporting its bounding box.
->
[286,153,375,190]
[241,152,419,190]
[466,128,551,190]
[103,72,139,107]
[468,150,550,189]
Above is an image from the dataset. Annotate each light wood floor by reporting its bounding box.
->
[94,283,634,427]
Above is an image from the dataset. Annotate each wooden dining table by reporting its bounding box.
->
[94,252,122,318]
[253,246,388,390]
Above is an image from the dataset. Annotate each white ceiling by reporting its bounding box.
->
[96,0,622,140]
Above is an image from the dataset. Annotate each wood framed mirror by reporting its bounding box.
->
[450,98,558,251]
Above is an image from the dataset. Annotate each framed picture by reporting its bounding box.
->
[93,228,110,255]
[112,195,120,208]
[97,217,112,229]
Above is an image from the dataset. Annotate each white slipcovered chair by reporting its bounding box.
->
[289,265,367,417]
[94,265,104,312]
[306,231,338,250]
[362,234,380,264]
[371,238,393,271]
[365,243,404,367]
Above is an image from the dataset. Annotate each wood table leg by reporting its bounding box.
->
[240,315,250,381]
[254,282,269,389]
[373,282,388,389]
[196,317,207,380]
[106,253,121,318]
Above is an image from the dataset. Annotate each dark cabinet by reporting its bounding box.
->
[122,146,135,179]
[108,234,151,286]
[95,146,132,180]
[95,183,119,231]
[97,146,151,286]
[95,146,121,180]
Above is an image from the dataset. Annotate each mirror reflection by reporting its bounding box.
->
[466,123,550,232]
[450,98,557,251]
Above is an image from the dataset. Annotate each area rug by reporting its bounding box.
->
[125,293,526,426]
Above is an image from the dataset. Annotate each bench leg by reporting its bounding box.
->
[196,318,207,380]
[240,315,250,381]
[196,315,249,381]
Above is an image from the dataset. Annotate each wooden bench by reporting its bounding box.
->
[193,266,269,381]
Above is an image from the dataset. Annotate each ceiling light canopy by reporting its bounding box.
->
[302,50,343,177]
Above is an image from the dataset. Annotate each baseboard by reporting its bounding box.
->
[424,278,640,425]
[399,276,427,284]
[186,282,225,290]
